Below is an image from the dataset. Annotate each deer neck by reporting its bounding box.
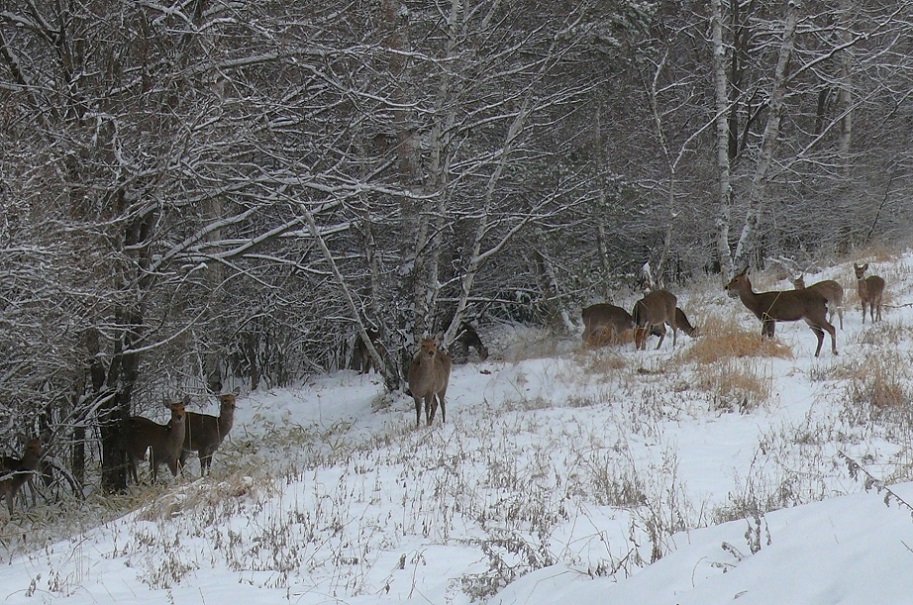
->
[218,404,235,441]
[21,450,40,472]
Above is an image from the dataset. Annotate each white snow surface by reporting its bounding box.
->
[3,254,913,605]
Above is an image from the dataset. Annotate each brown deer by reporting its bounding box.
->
[853,263,885,323]
[351,326,382,374]
[583,303,696,348]
[582,303,634,347]
[726,268,837,357]
[180,393,237,477]
[674,307,700,337]
[0,438,42,519]
[126,397,188,483]
[407,335,452,427]
[454,322,488,362]
[632,289,678,350]
[792,276,844,330]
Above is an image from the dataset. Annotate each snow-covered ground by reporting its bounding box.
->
[2,252,913,605]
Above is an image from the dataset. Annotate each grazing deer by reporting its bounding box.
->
[0,438,42,518]
[454,322,488,362]
[632,289,678,350]
[674,307,700,337]
[582,303,635,347]
[407,334,452,427]
[853,263,885,323]
[126,397,188,483]
[792,276,845,330]
[180,393,237,477]
[726,268,837,357]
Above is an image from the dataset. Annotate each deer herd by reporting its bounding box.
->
[0,261,890,522]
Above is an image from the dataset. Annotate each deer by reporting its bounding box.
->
[0,438,42,519]
[453,322,488,362]
[407,334,452,427]
[126,397,188,484]
[853,263,885,323]
[632,289,678,350]
[351,326,382,374]
[726,267,837,357]
[583,303,697,349]
[180,393,237,477]
[792,276,845,330]
[582,303,635,347]
[674,307,700,337]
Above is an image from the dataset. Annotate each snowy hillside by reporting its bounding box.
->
[2,251,913,605]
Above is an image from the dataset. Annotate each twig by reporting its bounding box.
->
[838,451,913,517]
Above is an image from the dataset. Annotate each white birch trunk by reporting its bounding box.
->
[733,1,801,269]
[712,0,734,280]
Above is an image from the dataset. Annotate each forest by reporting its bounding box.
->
[1,0,912,492]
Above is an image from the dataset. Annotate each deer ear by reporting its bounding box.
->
[182,394,192,405]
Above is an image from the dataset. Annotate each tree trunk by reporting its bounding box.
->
[712,0,735,280]
[733,2,801,269]
[99,209,155,493]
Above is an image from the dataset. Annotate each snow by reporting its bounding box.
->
[3,253,913,605]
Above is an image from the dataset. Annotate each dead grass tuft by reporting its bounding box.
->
[678,315,792,364]
[840,352,912,408]
[578,348,628,374]
[694,359,772,412]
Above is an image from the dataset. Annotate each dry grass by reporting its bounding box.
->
[577,348,628,374]
[694,359,773,412]
[836,352,913,408]
[678,315,793,364]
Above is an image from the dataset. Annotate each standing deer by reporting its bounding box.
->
[726,268,837,357]
[407,335,452,427]
[632,289,678,350]
[126,397,188,483]
[180,393,237,477]
[853,263,885,323]
[792,276,845,329]
[351,326,382,374]
[0,438,42,519]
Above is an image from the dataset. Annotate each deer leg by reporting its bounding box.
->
[414,397,422,428]
[654,324,666,350]
[438,393,446,424]
[427,394,437,425]
[827,323,838,355]
[201,449,215,476]
[810,326,825,357]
